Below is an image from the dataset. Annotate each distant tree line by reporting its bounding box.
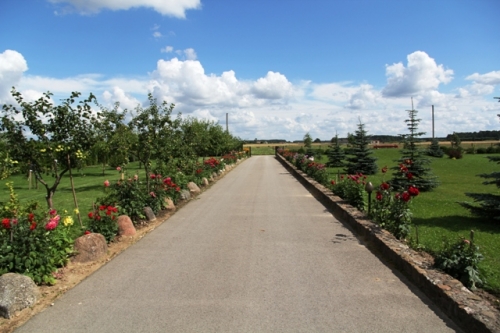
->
[444,130,500,142]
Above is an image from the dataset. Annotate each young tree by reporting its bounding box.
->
[390,102,439,191]
[327,134,345,167]
[0,88,100,209]
[427,138,444,158]
[344,120,377,175]
[303,132,313,156]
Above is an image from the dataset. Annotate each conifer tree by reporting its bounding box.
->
[427,138,444,157]
[303,132,314,157]
[327,134,345,167]
[390,102,439,191]
[344,120,377,175]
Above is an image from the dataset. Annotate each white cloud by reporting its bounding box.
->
[251,71,296,100]
[382,51,453,97]
[0,49,28,103]
[161,46,174,53]
[183,48,197,60]
[48,0,201,18]
[153,31,162,38]
[466,70,500,85]
[102,86,141,111]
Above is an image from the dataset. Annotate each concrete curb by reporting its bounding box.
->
[276,153,500,333]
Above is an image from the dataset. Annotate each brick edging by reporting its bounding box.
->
[276,154,500,333]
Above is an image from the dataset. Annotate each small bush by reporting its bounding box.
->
[446,148,463,159]
[330,174,366,211]
[434,236,483,289]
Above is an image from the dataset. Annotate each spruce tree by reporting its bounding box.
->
[344,120,377,175]
[390,102,439,191]
[427,138,444,157]
[303,132,314,157]
[327,134,345,167]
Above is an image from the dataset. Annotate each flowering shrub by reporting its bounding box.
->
[434,236,483,289]
[99,178,147,222]
[87,205,119,242]
[329,174,366,211]
[303,161,329,184]
[371,173,419,240]
[203,157,224,173]
[0,184,73,284]
[146,175,182,213]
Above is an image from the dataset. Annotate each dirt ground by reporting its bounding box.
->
[0,210,174,333]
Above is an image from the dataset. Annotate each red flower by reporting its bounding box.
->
[104,180,110,187]
[330,180,335,185]
[380,182,390,190]
[28,213,35,222]
[49,209,57,216]
[376,191,383,201]
[406,172,413,180]
[106,210,112,216]
[176,187,180,192]
[88,212,93,219]
[99,205,106,211]
[30,222,37,231]
[2,218,11,229]
[399,164,408,173]
[405,159,413,165]
[408,185,419,197]
[84,230,91,235]
[401,192,411,202]
[381,166,388,174]
[150,174,156,179]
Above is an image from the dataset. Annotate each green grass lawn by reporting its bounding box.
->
[322,148,500,293]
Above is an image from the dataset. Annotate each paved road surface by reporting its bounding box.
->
[16,156,462,332]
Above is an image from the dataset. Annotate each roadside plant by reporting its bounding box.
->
[0,186,73,284]
[330,173,366,211]
[86,205,119,242]
[99,177,147,222]
[371,167,418,240]
[434,235,484,290]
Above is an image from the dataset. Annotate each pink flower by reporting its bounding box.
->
[133,174,139,181]
[150,191,156,198]
[116,166,122,172]
[104,180,110,187]
[45,220,57,231]
[150,174,156,179]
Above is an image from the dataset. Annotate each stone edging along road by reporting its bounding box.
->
[275,153,500,333]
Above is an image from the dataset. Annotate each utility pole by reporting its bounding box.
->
[226,113,228,133]
[495,97,500,121]
[432,105,435,139]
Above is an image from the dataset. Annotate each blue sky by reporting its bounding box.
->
[1,0,499,141]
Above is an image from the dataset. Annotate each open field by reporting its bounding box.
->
[244,141,500,155]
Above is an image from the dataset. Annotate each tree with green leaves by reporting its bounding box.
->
[427,138,444,158]
[327,134,345,167]
[130,93,179,192]
[390,102,438,191]
[303,132,314,157]
[344,120,377,175]
[0,88,100,209]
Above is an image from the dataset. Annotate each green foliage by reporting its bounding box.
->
[327,135,345,167]
[303,132,313,156]
[344,120,377,175]
[371,179,418,240]
[434,236,484,289]
[427,139,444,158]
[460,155,500,221]
[0,184,73,285]
[0,88,100,209]
[86,205,119,242]
[330,174,366,211]
[390,105,438,192]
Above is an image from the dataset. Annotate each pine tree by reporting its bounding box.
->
[427,138,444,157]
[390,102,439,191]
[344,120,377,175]
[327,134,345,167]
[460,156,500,220]
[303,132,314,157]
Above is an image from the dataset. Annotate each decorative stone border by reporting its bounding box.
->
[276,153,500,333]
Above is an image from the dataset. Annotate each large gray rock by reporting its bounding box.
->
[0,273,39,319]
[180,189,191,201]
[187,182,201,195]
[143,207,156,222]
[117,215,136,236]
[73,233,107,263]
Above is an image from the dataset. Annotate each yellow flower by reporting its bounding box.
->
[74,208,79,215]
[63,216,74,227]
